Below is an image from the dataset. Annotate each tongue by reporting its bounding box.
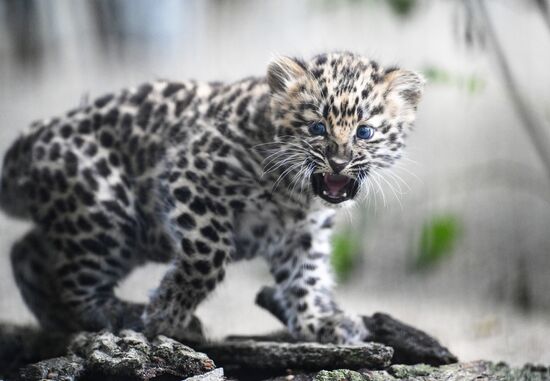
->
[324,174,350,197]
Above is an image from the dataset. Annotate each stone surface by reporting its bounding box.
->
[256,286,457,366]
[184,368,225,381]
[2,323,547,381]
[264,361,550,380]
[196,340,393,371]
[0,323,72,379]
[68,330,216,380]
[8,329,216,381]
[362,313,457,366]
[19,355,84,381]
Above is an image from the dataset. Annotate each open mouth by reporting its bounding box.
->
[311,173,359,204]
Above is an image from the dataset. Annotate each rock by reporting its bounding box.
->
[363,313,457,365]
[0,323,548,381]
[19,356,84,381]
[184,368,225,380]
[256,286,457,366]
[69,330,216,380]
[0,323,71,379]
[196,340,393,371]
[15,329,216,381]
[264,361,550,380]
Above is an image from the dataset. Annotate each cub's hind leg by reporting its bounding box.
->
[21,146,146,332]
[11,228,145,331]
[11,229,73,330]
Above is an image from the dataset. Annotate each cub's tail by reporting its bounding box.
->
[0,134,34,219]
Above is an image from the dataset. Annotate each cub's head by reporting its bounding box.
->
[266,52,424,205]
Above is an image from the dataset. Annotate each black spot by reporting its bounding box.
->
[130,83,153,105]
[64,151,79,177]
[275,269,289,284]
[49,143,61,161]
[92,113,103,130]
[38,187,50,203]
[200,226,219,242]
[229,200,245,211]
[76,216,93,232]
[78,120,92,134]
[54,170,69,192]
[181,238,195,255]
[73,136,84,148]
[185,170,199,182]
[213,161,228,176]
[41,130,55,143]
[194,158,207,170]
[77,273,99,286]
[113,184,130,206]
[85,143,98,157]
[80,238,107,256]
[253,225,267,238]
[316,54,327,65]
[205,278,216,291]
[66,196,77,212]
[176,156,188,169]
[189,197,207,215]
[210,219,227,233]
[60,124,73,139]
[191,278,203,289]
[370,105,384,116]
[109,152,121,167]
[99,131,114,148]
[292,287,308,298]
[194,260,211,275]
[213,250,225,267]
[96,158,111,177]
[136,101,153,128]
[177,213,196,230]
[94,93,114,108]
[306,277,318,286]
[311,68,323,79]
[97,232,118,248]
[195,240,211,254]
[104,108,119,126]
[299,234,312,250]
[173,186,192,203]
[90,212,113,229]
[74,183,95,206]
[236,96,251,116]
[162,82,185,97]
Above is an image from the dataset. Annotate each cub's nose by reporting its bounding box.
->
[328,157,349,173]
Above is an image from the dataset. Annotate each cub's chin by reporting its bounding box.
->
[310,173,359,204]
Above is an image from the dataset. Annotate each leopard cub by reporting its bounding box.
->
[1,52,423,344]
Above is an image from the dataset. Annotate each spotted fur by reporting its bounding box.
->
[1,52,423,344]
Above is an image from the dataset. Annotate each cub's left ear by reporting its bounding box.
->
[267,56,308,94]
[383,69,425,109]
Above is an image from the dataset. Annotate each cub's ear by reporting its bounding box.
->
[267,56,308,94]
[384,68,425,109]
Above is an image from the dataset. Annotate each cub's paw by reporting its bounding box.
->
[143,311,205,343]
[295,313,370,345]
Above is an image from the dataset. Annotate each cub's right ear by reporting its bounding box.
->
[267,56,308,94]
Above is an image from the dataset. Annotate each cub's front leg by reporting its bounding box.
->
[143,163,233,341]
[267,209,369,344]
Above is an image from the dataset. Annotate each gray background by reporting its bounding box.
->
[0,0,549,364]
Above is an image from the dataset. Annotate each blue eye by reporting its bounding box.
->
[308,122,326,136]
[356,125,375,140]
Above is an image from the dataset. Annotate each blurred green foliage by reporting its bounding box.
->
[423,66,485,94]
[387,0,417,16]
[414,214,461,270]
[331,231,361,281]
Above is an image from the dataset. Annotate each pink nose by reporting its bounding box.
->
[328,157,348,173]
